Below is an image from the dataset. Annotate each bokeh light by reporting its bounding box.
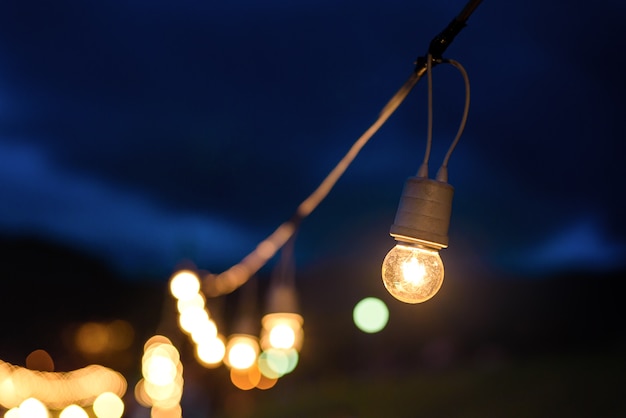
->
[4,408,20,418]
[178,306,209,335]
[255,374,278,390]
[261,313,303,351]
[190,319,218,345]
[25,350,54,373]
[74,320,135,356]
[353,297,389,333]
[19,398,48,418]
[59,404,88,418]
[0,359,126,411]
[93,392,124,418]
[169,270,201,301]
[226,335,259,370]
[151,404,182,418]
[230,366,261,390]
[176,293,205,313]
[258,348,299,379]
[269,324,296,349]
[138,337,184,413]
[195,336,226,367]
[143,347,179,387]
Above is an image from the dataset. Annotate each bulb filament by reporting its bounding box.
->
[401,258,426,286]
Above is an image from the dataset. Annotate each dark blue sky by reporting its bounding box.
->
[1,0,625,279]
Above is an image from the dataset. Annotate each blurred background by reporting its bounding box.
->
[1,0,625,417]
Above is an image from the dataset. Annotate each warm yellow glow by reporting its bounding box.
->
[269,324,295,349]
[169,270,200,301]
[144,379,182,408]
[353,297,389,333]
[151,404,182,418]
[261,313,303,351]
[0,359,126,411]
[4,408,20,418]
[144,336,173,352]
[230,365,260,391]
[178,305,209,335]
[133,380,152,408]
[401,258,426,285]
[226,335,259,370]
[0,367,20,409]
[195,336,226,367]
[59,405,88,418]
[18,398,48,418]
[255,374,278,390]
[74,320,135,355]
[382,243,444,304]
[190,319,218,345]
[140,337,184,412]
[176,293,205,313]
[143,351,178,386]
[228,344,257,370]
[93,392,124,418]
[75,323,109,355]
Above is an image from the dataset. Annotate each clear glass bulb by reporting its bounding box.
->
[382,243,444,304]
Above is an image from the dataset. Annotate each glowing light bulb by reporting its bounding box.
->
[384,176,453,304]
[382,243,444,304]
[261,313,303,351]
[225,335,259,370]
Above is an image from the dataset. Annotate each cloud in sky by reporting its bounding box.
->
[1,0,625,280]
[0,140,258,276]
[503,217,626,277]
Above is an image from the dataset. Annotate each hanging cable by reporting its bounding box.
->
[435,58,471,182]
[417,54,436,178]
[274,226,298,288]
[202,71,424,297]
[200,0,482,297]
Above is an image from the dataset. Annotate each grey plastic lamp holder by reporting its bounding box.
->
[389,177,454,250]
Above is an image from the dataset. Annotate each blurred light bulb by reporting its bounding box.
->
[382,243,444,304]
[269,324,295,349]
[225,335,259,370]
[261,313,303,351]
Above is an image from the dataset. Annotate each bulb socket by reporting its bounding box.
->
[266,284,299,314]
[390,177,454,249]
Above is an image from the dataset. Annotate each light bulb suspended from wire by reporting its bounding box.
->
[383,53,471,304]
[382,0,477,303]
[197,0,482,300]
[261,231,303,352]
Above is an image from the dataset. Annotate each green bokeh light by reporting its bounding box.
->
[353,297,389,333]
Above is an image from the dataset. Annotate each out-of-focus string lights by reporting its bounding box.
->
[168,269,301,390]
[0,356,126,416]
[135,336,184,417]
[169,270,226,368]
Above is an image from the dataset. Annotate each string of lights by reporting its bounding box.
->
[0,2,484,415]
[165,0,483,391]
